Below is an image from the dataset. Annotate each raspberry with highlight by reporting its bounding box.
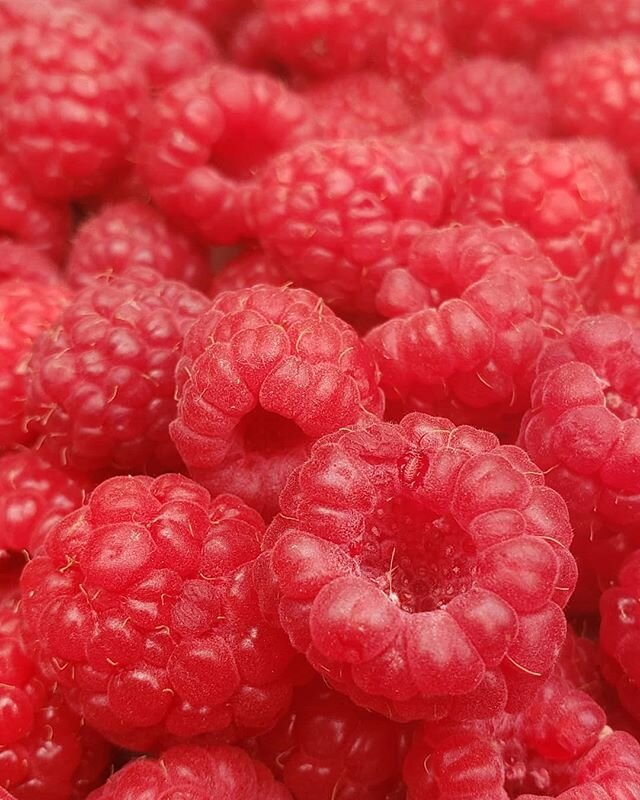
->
[365,224,582,436]
[0,242,59,286]
[0,449,89,557]
[0,573,112,800]
[138,64,313,246]
[20,473,302,751]
[209,251,287,297]
[257,679,409,800]
[452,138,635,305]
[0,280,69,451]
[26,267,209,475]
[3,6,146,200]
[248,138,452,317]
[257,414,575,723]
[66,200,211,291]
[170,284,384,516]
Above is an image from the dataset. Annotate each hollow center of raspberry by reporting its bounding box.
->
[353,493,477,613]
[239,407,310,454]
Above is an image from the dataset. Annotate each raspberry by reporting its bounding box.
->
[0,572,112,800]
[87,743,291,800]
[0,153,70,261]
[0,242,59,285]
[248,139,452,317]
[227,10,275,71]
[26,267,209,475]
[574,0,640,35]
[20,473,301,751]
[209,251,287,297]
[133,0,241,33]
[607,241,640,320]
[2,6,146,200]
[257,679,409,800]
[365,224,582,437]
[0,449,89,557]
[262,0,393,78]
[423,57,551,135]
[519,314,640,612]
[452,138,635,305]
[138,64,313,245]
[0,280,69,451]
[66,201,211,291]
[170,284,384,516]
[257,414,575,723]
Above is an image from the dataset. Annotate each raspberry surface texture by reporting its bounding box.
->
[258,414,575,722]
[0,242,59,286]
[20,473,301,751]
[170,284,384,516]
[26,267,209,474]
[209,250,287,297]
[607,240,640,320]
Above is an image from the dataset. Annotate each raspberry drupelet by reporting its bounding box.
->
[209,250,287,297]
[132,0,241,33]
[257,679,410,800]
[138,64,313,246]
[87,743,291,800]
[26,267,209,475]
[66,200,211,291]
[607,241,640,320]
[256,414,576,724]
[20,473,303,752]
[0,242,59,286]
[170,284,384,517]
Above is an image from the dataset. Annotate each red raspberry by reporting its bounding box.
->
[248,139,452,317]
[170,284,384,516]
[133,0,241,33]
[423,57,551,135]
[0,153,70,261]
[0,242,59,286]
[209,250,287,297]
[138,64,313,245]
[2,7,146,200]
[0,280,69,451]
[452,138,635,305]
[20,474,302,751]
[227,10,275,71]
[575,0,640,35]
[257,679,409,800]
[540,37,640,177]
[262,0,392,78]
[87,744,291,800]
[66,201,211,291]
[257,414,575,723]
[519,314,640,612]
[365,224,582,437]
[607,241,640,320]
[0,573,112,800]
[0,449,89,557]
[26,268,209,474]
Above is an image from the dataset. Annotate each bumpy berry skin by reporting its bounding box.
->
[576,0,640,35]
[170,285,384,516]
[257,414,575,723]
[0,449,89,556]
[0,280,69,451]
[452,139,635,305]
[209,251,287,297]
[227,10,275,71]
[423,57,551,135]
[138,64,313,245]
[133,0,240,32]
[365,224,582,436]
[519,314,640,612]
[0,574,112,800]
[248,139,452,317]
[3,7,145,200]
[0,242,59,285]
[257,679,409,800]
[20,474,301,752]
[66,201,211,291]
[540,37,640,177]
[607,241,640,320]
[26,268,209,475]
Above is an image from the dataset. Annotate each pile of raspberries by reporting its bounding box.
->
[6,0,640,798]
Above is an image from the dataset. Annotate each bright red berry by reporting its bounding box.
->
[0,242,59,286]
[209,251,287,298]
[574,0,640,35]
[132,0,241,33]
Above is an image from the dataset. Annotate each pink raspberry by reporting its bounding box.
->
[66,200,211,291]
[607,241,640,320]
[0,280,69,451]
[0,449,89,557]
[26,267,209,474]
[170,284,384,516]
[257,414,575,723]
[0,242,59,286]
[0,573,112,800]
[138,64,313,245]
[20,473,302,751]
[87,744,291,800]
[2,6,146,200]
[209,250,287,297]
[452,138,635,305]
[248,138,452,317]
[365,224,582,437]
[423,57,551,135]
[257,679,409,800]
